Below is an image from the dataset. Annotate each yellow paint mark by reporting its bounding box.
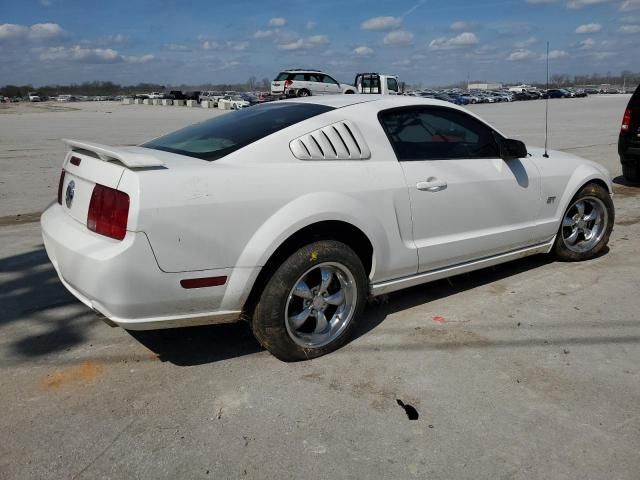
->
[43,361,104,389]
[310,251,318,262]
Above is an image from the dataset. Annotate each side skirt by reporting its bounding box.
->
[369,239,555,297]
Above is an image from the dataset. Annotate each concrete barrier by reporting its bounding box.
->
[122,98,133,105]
[152,99,162,106]
[162,99,173,106]
[143,99,152,105]
[201,100,212,108]
[186,100,197,107]
[173,99,185,106]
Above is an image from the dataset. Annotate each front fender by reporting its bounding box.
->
[554,161,612,222]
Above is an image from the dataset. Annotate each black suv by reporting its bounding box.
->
[619,84,640,183]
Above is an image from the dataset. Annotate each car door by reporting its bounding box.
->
[379,106,543,273]
[320,74,342,95]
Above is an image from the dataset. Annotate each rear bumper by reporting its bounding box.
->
[41,204,247,330]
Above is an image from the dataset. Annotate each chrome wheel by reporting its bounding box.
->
[285,262,357,349]
[562,196,608,253]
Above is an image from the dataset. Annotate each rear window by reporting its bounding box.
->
[143,102,334,161]
[275,72,289,81]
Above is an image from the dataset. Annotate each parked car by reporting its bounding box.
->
[165,90,187,100]
[28,92,41,102]
[619,84,640,182]
[199,91,225,105]
[147,92,164,99]
[217,95,250,110]
[41,96,614,361]
[271,69,356,97]
[56,95,76,102]
[546,89,570,99]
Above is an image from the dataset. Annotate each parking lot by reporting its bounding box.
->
[1,95,639,479]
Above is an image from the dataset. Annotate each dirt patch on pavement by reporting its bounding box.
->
[42,361,105,389]
[0,212,42,227]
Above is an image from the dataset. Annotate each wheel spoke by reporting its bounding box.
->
[563,216,576,228]
[314,311,329,334]
[583,210,598,222]
[318,268,333,294]
[288,307,312,330]
[575,201,585,217]
[325,289,345,306]
[292,280,313,300]
[565,228,580,245]
[582,226,593,240]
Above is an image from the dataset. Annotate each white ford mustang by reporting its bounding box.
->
[41,95,614,361]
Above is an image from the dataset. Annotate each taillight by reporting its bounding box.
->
[57,169,65,205]
[87,184,130,240]
[622,108,632,132]
[284,80,293,88]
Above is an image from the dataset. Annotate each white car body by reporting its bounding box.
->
[28,93,41,102]
[354,73,401,95]
[271,70,355,97]
[147,92,164,99]
[217,96,250,110]
[41,95,612,332]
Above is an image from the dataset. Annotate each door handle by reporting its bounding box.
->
[416,177,447,192]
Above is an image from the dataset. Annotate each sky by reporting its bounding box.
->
[0,0,639,87]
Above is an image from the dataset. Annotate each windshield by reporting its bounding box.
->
[143,102,334,161]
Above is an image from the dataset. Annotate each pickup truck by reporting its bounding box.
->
[353,73,402,95]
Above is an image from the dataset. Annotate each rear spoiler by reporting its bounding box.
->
[62,139,165,168]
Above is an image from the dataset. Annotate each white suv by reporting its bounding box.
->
[271,69,355,97]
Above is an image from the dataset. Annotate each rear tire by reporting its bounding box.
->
[553,183,614,261]
[250,241,367,361]
[297,89,311,97]
[622,163,640,183]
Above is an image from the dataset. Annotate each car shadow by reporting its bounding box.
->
[350,253,555,344]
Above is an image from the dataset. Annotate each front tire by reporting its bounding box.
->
[251,241,367,361]
[553,183,614,261]
[622,163,640,183]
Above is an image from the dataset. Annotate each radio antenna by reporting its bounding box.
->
[543,41,550,158]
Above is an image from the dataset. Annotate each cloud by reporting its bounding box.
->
[548,49,569,59]
[269,17,287,27]
[0,23,65,42]
[352,46,374,56]
[277,35,329,50]
[567,0,613,9]
[40,0,52,5]
[383,30,414,45]
[525,0,558,3]
[621,0,640,11]
[124,54,155,64]
[429,32,478,50]
[38,45,155,64]
[578,37,596,49]
[506,49,536,60]
[575,23,602,33]
[618,24,640,33]
[252,30,273,38]
[201,40,220,50]
[514,36,537,48]
[40,46,121,63]
[306,21,317,30]
[360,16,402,31]
[164,43,191,51]
[227,41,249,51]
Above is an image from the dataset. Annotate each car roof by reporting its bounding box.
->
[278,94,470,111]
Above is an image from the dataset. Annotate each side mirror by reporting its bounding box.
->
[498,137,527,160]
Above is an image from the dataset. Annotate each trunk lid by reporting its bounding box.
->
[59,140,166,227]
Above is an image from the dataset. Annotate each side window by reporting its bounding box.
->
[292,74,305,81]
[379,107,500,161]
[322,75,339,85]
[387,78,398,92]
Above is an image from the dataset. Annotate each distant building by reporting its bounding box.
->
[468,83,503,91]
